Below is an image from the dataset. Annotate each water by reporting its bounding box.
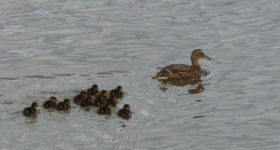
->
[1,0,280,149]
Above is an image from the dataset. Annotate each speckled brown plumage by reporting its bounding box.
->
[23,102,38,117]
[153,49,211,83]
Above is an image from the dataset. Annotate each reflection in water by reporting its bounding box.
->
[192,116,205,118]
[25,116,37,124]
[159,79,201,92]
[23,75,56,79]
[188,84,205,94]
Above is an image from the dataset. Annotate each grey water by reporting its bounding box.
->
[1,0,280,149]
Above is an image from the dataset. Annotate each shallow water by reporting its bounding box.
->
[1,0,280,149]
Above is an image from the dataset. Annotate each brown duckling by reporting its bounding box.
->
[74,91,87,105]
[87,84,99,96]
[56,99,71,111]
[80,96,93,107]
[106,94,117,107]
[110,86,124,99]
[93,90,108,107]
[43,96,58,109]
[23,102,38,117]
[153,49,211,83]
[97,103,112,116]
[117,104,131,120]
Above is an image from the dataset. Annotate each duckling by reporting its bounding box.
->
[80,96,93,107]
[110,86,124,99]
[23,102,38,117]
[153,49,211,83]
[118,104,131,120]
[93,90,108,107]
[43,96,58,109]
[87,84,99,96]
[74,91,87,105]
[106,94,117,107]
[56,99,71,111]
[97,103,112,116]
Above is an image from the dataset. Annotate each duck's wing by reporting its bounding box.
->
[154,64,195,80]
[162,64,192,73]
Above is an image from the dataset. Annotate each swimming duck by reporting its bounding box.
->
[153,49,211,83]
[93,90,108,107]
[117,104,131,120]
[106,94,117,107]
[57,99,71,111]
[43,96,58,109]
[97,104,112,116]
[110,86,124,99]
[74,91,87,105]
[87,84,99,96]
[80,96,93,107]
[23,102,38,117]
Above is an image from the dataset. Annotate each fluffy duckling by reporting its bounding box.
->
[56,99,71,111]
[93,90,108,107]
[23,102,38,117]
[97,104,112,116]
[153,49,211,83]
[110,86,124,99]
[80,96,93,107]
[87,84,99,96]
[118,104,131,120]
[106,94,117,107]
[74,91,87,105]
[43,96,58,109]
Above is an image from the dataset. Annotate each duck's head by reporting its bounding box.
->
[31,102,38,108]
[80,91,87,97]
[101,90,108,97]
[124,104,130,111]
[64,99,70,104]
[92,84,99,90]
[191,49,212,61]
[116,86,122,92]
[50,96,57,102]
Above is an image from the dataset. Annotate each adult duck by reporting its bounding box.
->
[153,49,211,84]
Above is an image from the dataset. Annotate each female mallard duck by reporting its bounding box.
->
[109,86,124,99]
[93,90,108,107]
[153,49,211,83]
[74,91,87,105]
[23,102,38,117]
[87,84,99,96]
[97,104,112,115]
[43,96,58,109]
[57,99,71,111]
[117,104,131,120]
[80,96,93,107]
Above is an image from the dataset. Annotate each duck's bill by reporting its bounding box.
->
[203,55,212,60]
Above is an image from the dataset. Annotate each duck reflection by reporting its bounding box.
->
[188,84,205,94]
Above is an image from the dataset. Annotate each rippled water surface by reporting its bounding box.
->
[1,0,280,149]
